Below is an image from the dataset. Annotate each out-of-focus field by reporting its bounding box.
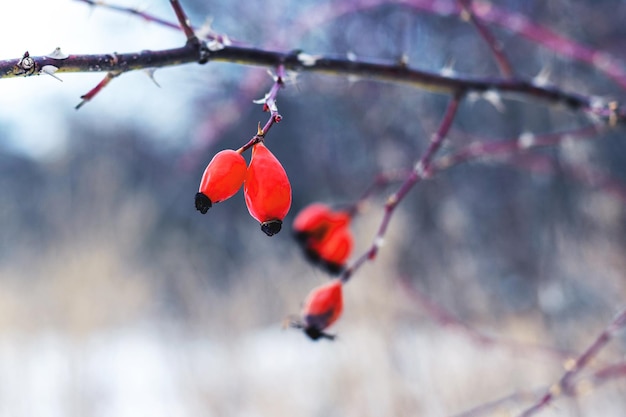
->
[0,148,625,416]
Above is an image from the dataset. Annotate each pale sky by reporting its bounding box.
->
[0,1,201,158]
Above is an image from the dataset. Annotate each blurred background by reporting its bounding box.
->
[0,0,626,416]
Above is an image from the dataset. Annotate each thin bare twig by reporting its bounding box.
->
[169,0,198,44]
[517,306,626,417]
[458,0,514,78]
[341,93,463,283]
[75,70,121,109]
[398,275,576,361]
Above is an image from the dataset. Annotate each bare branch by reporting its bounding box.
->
[517,306,626,417]
[169,0,198,44]
[75,71,121,109]
[341,93,462,283]
[458,0,514,78]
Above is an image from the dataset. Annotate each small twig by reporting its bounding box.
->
[77,0,182,31]
[236,65,286,153]
[259,65,286,135]
[590,361,626,387]
[76,0,244,46]
[75,70,121,109]
[341,93,462,283]
[434,125,605,171]
[516,306,626,417]
[398,275,576,361]
[169,0,198,44]
[467,0,626,90]
[451,389,540,417]
[458,0,514,78]
[451,361,626,417]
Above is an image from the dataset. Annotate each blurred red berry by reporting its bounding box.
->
[300,279,343,340]
[292,203,353,274]
[195,149,247,214]
[244,142,292,236]
[293,203,334,241]
[308,225,353,274]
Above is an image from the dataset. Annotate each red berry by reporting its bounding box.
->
[292,203,353,273]
[195,149,247,214]
[300,279,343,340]
[308,225,353,274]
[293,203,334,241]
[244,142,292,236]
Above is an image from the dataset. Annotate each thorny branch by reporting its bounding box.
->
[3,1,626,413]
[457,0,514,78]
[2,44,617,117]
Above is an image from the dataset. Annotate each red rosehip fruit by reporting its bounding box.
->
[308,225,353,274]
[292,203,353,274]
[292,203,334,241]
[299,279,343,341]
[195,149,247,214]
[244,142,292,236]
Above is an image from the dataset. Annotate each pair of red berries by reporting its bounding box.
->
[292,203,354,274]
[195,142,292,236]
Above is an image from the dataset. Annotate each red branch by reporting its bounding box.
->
[75,71,121,109]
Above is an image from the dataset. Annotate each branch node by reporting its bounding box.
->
[13,51,38,77]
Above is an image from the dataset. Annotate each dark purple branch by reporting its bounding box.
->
[468,1,626,90]
[325,0,626,90]
[1,45,622,122]
[458,0,514,78]
[169,0,198,43]
[341,93,462,283]
[236,65,286,153]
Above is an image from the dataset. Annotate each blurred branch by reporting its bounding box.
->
[457,0,514,78]
[398,275,576,361]
[451,361,626,417]
[75,70,121,109]
[517,306,626,417]
[75,0,244,46]
[342,93,462,283]
[170,0,200,44]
